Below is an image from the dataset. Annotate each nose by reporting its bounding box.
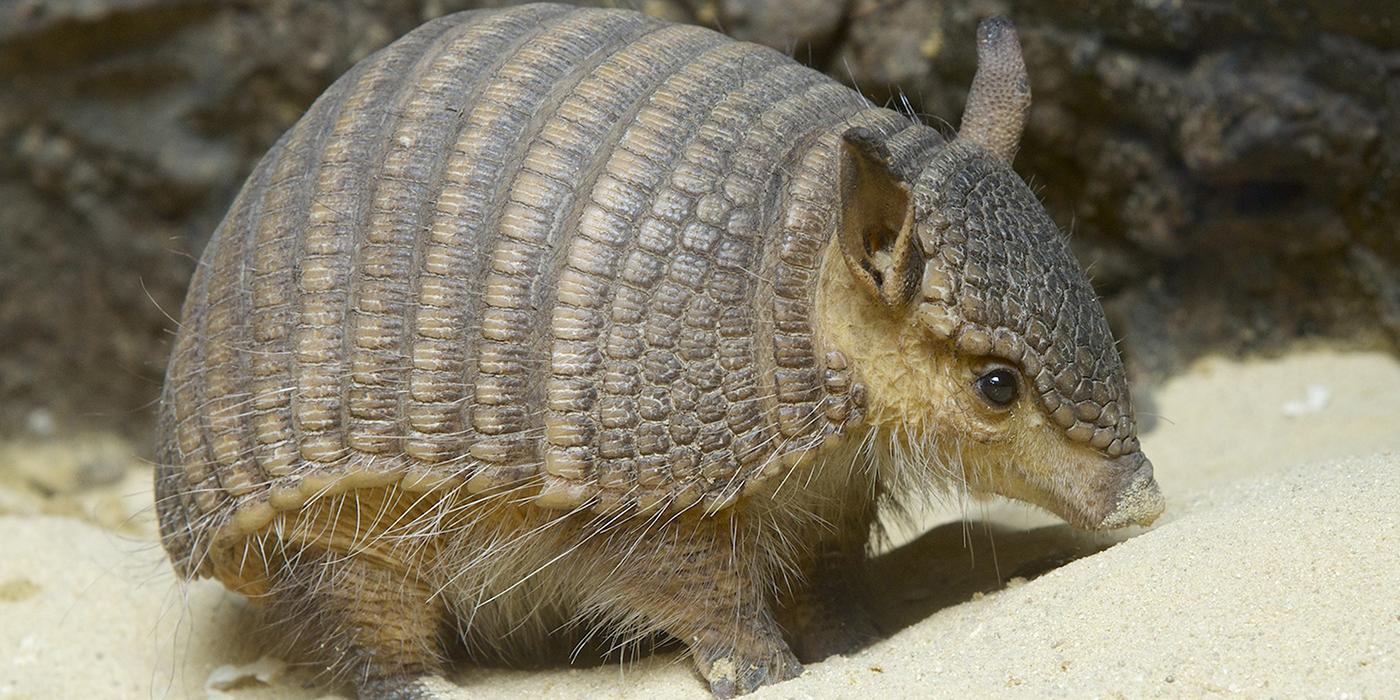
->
[1097,452,1165,529]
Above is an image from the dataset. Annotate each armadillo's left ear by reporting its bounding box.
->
[838,127,921,307]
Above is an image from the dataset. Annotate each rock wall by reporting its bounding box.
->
[2,0,1397,440]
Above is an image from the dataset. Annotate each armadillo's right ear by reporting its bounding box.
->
[838,127,920,307]
[957,17,1031,162]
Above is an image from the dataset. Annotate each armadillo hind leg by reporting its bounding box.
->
[261,548,449,698]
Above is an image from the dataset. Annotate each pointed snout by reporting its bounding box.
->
[1093,452,1164,530]
[1024,449,1164,531]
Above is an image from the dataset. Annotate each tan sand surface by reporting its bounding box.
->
[1,350,1397,698]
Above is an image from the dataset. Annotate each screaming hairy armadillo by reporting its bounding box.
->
[155,4,1164,698]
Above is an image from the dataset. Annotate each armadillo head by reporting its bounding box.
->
[827,17,1162,530]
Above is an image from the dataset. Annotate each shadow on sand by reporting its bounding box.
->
[862,520,1134,641]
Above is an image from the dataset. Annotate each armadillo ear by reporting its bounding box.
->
[958,17,1031,162]
[838,127,920,307]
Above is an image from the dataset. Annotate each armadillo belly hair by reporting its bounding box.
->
[206,429,944,669]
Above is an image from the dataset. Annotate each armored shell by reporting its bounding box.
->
[157,3,873,577]
[154,3,1139,580]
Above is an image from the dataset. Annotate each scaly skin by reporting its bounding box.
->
[155,5,1163,697]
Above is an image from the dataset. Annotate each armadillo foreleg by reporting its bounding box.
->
[591,512,803,698]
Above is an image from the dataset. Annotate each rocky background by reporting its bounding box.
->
[2,0,1398,443]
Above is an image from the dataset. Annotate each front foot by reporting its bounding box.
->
[357,674,460,700]
[694,643,803,699]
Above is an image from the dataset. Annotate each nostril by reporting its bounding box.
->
[1113,450,1151,477]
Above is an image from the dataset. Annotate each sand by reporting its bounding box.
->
[1,350,1397,699]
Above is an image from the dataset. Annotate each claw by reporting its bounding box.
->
[698,648,803,698]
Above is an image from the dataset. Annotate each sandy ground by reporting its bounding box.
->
[1,350,1397,699]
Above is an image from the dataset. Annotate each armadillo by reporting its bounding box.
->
[155,4,1164,698]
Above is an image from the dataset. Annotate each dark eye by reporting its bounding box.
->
[975,368,1019,408]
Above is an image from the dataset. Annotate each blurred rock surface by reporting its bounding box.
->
[2,0,1397,440]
